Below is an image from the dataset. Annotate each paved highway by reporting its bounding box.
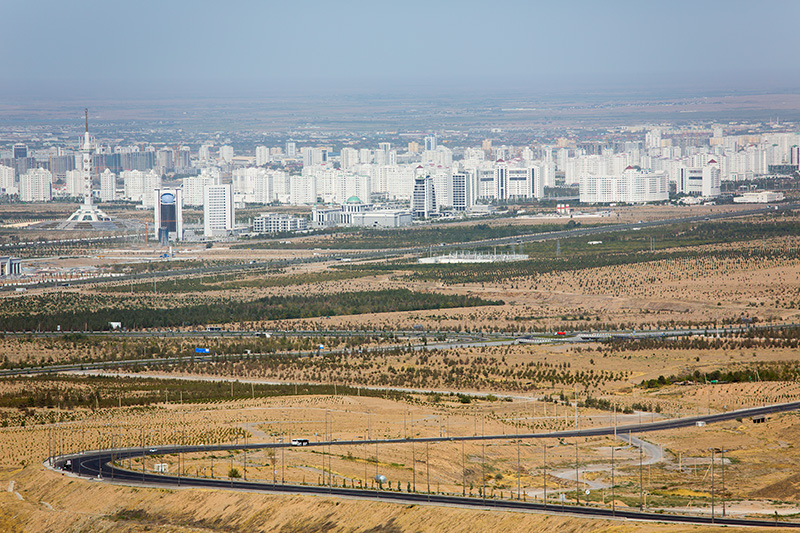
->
[2,321,795,378]
[52,400,800,528]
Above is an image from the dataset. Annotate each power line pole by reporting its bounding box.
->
[711,448,715,523]
[721,448,726,518]
[482,441,486,505]
[543,444,547,507]
[517,438,521,500]
[426,441,430,495]
[612,403,616,516]
[461,440,465,496]
[636,432,643,511]
[575,439,580,505]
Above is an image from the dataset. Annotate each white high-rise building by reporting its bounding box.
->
[286,141,297,158]
[219,145,234,163]
[702,160,721,198]
[20,168,52,202]
[199,144,212,162]
[100,169,116,202]
[341,147,359,170]
[233,167,274,204]
[646,128,662,150]
[0,164,15,195]
[183,173,220,206]
[203,184,234,237]
[452,171,473,211]
[272,170,290,203]
[290,174,317,205]
[122,169,161,205]
[255,145,270,166]
[65,169,83,197]
[302,147,327,167]
[507,167,534,199]
[412,175,437,219]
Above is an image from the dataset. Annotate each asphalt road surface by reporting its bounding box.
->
[52,400,800,528]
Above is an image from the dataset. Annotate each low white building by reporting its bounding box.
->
[253,213,308,233]
[351,210,413,228]
[312,201,412,229]
[733,191,784,203]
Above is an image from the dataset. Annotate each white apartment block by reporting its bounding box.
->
[20,168,52,202]
[65,169,84,197]
[253,213,308,233]
[580,168,668,204]
[0,165,16,195]
[183,174,220,206]
[122,169,161,205]
[100,169,116,202]
[219,145,234,162]
[677,160,721,197]
[203,184,234,237]
[233,167,272,204]
[255,145,270,166]
[412,176,437,219]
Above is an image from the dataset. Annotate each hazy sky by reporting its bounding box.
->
[3,0,800,100]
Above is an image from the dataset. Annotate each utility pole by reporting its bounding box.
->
[543,444,547,507]
[426,441,430,494]
[575,439,580,505]
[636,432,643,511]
[721,448,726,518]
[711,448,715,523]
[574,382,578,430]
[141,427,145,482]
[612,404,616,516]
[482,441,486,504]
[517,438,521,500]
[461,440,465,496]
[412,439,416,491]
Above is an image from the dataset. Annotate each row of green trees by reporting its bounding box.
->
[0,289,502,332]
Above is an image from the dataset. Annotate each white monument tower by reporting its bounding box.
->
[66,109,111,223]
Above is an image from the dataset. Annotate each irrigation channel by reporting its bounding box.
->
[48,400,800,528]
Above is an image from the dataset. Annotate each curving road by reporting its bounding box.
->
[51,400,800,528]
